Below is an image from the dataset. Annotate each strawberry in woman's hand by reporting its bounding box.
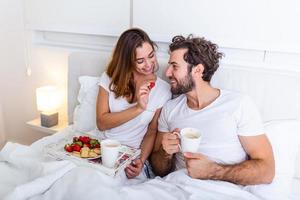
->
[147,81,155,90]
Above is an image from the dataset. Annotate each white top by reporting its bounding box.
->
[158,90,264,170]
[98,72,172,148]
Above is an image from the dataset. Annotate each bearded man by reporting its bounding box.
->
[150,35,275,186]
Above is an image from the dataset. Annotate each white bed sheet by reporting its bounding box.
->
[0,126,298,200]
[0,126,77,199]
[0,159,27,197]
[290,178,300,200]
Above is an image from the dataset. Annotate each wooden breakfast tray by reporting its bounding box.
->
[43,133,141,176]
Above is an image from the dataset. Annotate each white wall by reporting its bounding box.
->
[133,0,300,53]
[0,0,46,146]
[0,103,5,148]
[24,0,130,36]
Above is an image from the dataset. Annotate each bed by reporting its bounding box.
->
[0,51,300,200]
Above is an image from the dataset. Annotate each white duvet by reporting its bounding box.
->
[0,127,261,200]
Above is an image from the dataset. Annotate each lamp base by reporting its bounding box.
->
[40,112,58,127]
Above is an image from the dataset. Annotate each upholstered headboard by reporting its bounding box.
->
[68,52,300,124]
[68,51,110,123]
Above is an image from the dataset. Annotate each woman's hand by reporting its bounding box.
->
[125,158,144,179]
[136,84,150,110]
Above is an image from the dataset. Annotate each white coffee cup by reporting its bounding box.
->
[101,139,121,168]
[179,127,201,153]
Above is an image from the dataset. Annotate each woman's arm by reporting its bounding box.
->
[96,86,144,131]
[125,108,161,178]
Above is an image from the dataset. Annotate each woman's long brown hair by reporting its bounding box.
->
[106,28,156,103]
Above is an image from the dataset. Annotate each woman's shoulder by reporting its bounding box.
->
[100,71,110,81]
[99,71,111,91]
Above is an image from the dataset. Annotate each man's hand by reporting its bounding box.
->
[184,152,218,179]
[125,158,144,179]
[161,128,180,156]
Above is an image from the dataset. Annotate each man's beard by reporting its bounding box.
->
[170,73,194,95]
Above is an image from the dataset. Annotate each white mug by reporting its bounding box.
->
[101,139,121,168]
[179,127,202,153]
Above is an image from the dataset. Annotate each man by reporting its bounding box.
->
[150,35,275,185]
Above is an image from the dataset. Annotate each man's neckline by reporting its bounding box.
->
[185,89,222,111]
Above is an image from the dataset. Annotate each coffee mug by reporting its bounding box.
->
[101,139,121,168]
[179,127,201,153]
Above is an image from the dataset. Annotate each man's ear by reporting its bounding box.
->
[192,64,204,77]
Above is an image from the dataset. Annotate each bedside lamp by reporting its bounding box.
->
[36,86,61,127]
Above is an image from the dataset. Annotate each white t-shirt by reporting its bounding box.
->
[158,89,264,170]
[98,72,171,148]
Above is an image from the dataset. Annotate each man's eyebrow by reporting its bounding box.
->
[168,61,178,65]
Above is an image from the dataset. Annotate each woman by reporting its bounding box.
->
[96,28,171,179]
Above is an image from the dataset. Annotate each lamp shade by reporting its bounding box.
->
[36,86,61,113]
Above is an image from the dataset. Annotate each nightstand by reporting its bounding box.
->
[26,118,68,134]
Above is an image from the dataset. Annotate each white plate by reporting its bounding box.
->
[86,155,101,160]
[66,152,101,160]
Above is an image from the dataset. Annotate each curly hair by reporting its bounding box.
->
[169,35,224,82]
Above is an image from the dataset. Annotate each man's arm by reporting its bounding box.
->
[185,134,275,185]
[139,109,161,163]
[216,134,275,185]
[150,130,180,177]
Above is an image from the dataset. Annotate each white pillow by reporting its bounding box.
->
[244,119,300,200]
[265,120,300,178]
[73,76,100,132]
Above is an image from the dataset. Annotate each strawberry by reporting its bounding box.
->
[79,136,90,144]
[73,136,79,143]
[147,81,155,90]
[94,143,100,148]
[83,143,91,148]
[72,143,81,152]
[64,144,73,152]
